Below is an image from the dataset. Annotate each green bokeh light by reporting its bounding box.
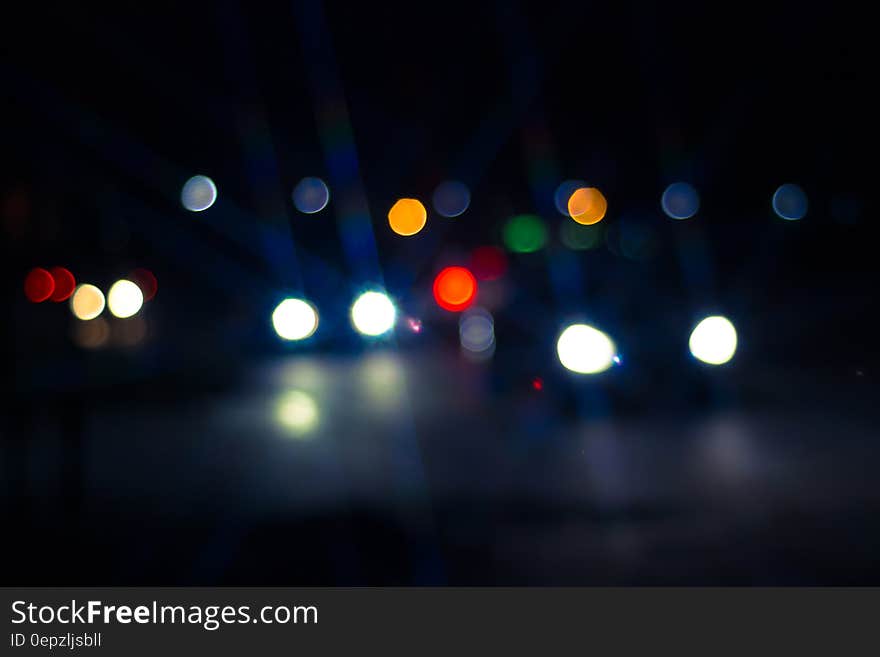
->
[502,214,547,253]
[560,221,603,251]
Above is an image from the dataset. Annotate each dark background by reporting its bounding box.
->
[1,1,876,584]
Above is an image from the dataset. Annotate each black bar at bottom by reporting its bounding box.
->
[1,588,876,655]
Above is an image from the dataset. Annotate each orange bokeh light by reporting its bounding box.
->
[567,187,607,225]
[433,266,477,312]
[388,198,427,236]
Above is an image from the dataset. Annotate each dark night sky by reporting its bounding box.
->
[1,1,873,380]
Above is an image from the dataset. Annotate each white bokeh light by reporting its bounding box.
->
[351,291,396,337]
[275,390,319,438]
[689,315,737,365]
[107,279,144,319]
[459,307,495,354]
[556,324,616,374]
[70,284,106,321]
[181,175,217,212]
[272,298,318,341]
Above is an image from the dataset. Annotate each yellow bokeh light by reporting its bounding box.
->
[70,284,106,321]
[388,198,427,236]
[567,187,607,225]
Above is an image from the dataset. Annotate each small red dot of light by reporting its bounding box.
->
[24,267,55,303]
[49,267,76,302]
[433,266,477,312]
[531,377,544,391]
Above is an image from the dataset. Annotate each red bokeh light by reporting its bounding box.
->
[24,267,55,303]
[433,266,477,312]
[49,267,76,302]
[531,377,544,391]
[470,246,508,281]
[131,268,158,301]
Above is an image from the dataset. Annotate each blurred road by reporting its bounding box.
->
[3,350,879,584]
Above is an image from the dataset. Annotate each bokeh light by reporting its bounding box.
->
[49,267,76,302]
[605,219,660,262]
[351,291,396,336]
[772,184,807,220]
[272,298,319,341]
[130,268,158,301]
[24,267,54,303]
[107,279,144,319]
[181,175,217,212]
[292,176,330,214]
[503,214,547,253]
[388,198,427,236]
[275,390,319,438]
[114,315,148,347]
[556,324,616,374]
[360,353,407,409]
[560,221,603,251]
[71,316,110,349]
[459,307,495,356]
[554,179,586,216]
[432,180,470,218]
[433,266,477,312]
[470,246,508,280]
[567,187,607,225]
[70,284,105,321]
[689,315,737,365]
[661,182,700,220]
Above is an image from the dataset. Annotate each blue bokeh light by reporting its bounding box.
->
[432,180,471,218]
[661,182,700,220]
[292,177,330,214]
[772,184,807,220]
[553,179,586,217]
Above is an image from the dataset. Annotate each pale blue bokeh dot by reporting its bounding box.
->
[292,177,330,214]
[181,175,217,212]
[661,182,700,220]
[432,181,471,218]
[554,179,586,217]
